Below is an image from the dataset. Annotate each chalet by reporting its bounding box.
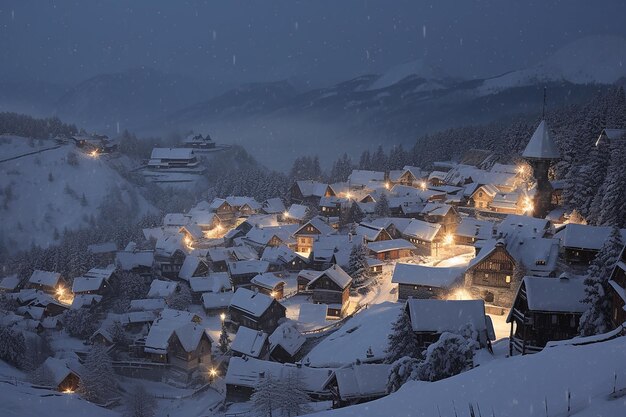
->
[230,326,269,359]
[507,275,587,355]
[319,196,347,218]
[179,223,204,244]
[290,181,335,205]
[388,168,418,186]
[284,204,309,223]
[202,291,234,315]
[115,248,154,276]
[178,255,209,281]
[401,219,446,256]
[311,234,357,270]
[261,245,311,272]
[147,148,202,172]
[228,260,271,288]
[143,309,212,379]
[464,240,517,307]
[595,128,626,146]
[307,264,352,318]
[250,273,286,299]
[323,362,391,408]
[188,211,221,233]
[367,257,384,275]
[110,310,157,333]
[228,288,286,333]
[164,213,189,228]
[405,299,495,349]
[609,246,626,329]
[354,223,393,243]
[293,217,335,253]
[189,272,232,303]
[392,263,464,300]
[72,268,115,298]
[297,270,323,293]
[268,322,306,363]
[87,242,117,266]
[470,184,499,209]
[17,290,69,317]
[428,171,447,186]
[28,270,63,294]
[0,274,20,293]
[454,218,495,246]
[207,247,231,272]
[490,191,527,215]
[182,132,216,150]
[419,202,460,234]
[261,197,286,215]
[210,198,238,221]
[225,356,332,402]
[348,170,385,188]
[243,225,298,253]
[147,279,178,299]
[129,298,167,312]
[39,357,82,392]
[557,224,626,264]
[367,239,416,261]
[154,235,188,278]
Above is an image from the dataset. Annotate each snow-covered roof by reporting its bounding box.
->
[180,223,203,240]
[522,120,560,160]
[472,184,499,198]
[42,357,80,386]
[129,298,166,311]
[0,274,20,291]
[286,204,308,220]
[245,225,298,246]
[406,299,488,333]
[251,273,285,291]
[262,197,286,214]
[147,279,178,298]
[87,242,117,254]
[391,263,464,288]
[225,356,332,393]
[348,170,385,186]
[294,217,335,236]
[557,223,626,250]
[228,260,270,276]
[268,321,306,357]
[421,202,453,217]
[295,180,330,197]
[164,213,189,227]
[28,270,61,288]
[231,326,268,358]
[155,234,186,258]
[150,147,194,160]
[308,264,352,290]
[173,323,211,353]
[261,245,305,264]
[189,272,231,293]
[367,239,416,253]
[506,236,560,275]
[497,214,550,239]
[202,291,233,310]
[115,250,154,270]
[230,288,277,318]
[71,276,105,293]
[455,218,495,240]
[332,363,391,400]
[178,255,205,281]
[144,309,202,354]
[519,276,588,313]
[354,223,386,241]
[70,294,102,309]
[402,219,442,241]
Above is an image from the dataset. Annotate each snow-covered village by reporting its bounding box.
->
[2,2,626,417]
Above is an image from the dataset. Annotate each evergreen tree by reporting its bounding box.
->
[0,325,26,368]
[386,356,420,393]
[341,202,364,226]
[384,309,419,363]
[219,321,231,354]
[282,370,312,417]
[348,243,372,288]
[124,384,156,417]
[251,372,281,417]
[63,309,98,339]
[329,153,353,183]
[78,344,116,403]
[108,321,130,348]
[579,227,624,336]
[166,284,192,311]
[597,143,626,227]
[374,193,391,217]
[416,331,477,382]
[358,150,372,170]
[371,145,387,171]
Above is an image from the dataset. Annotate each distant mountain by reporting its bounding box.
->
[54,67,213,133]
[366,58,454,91]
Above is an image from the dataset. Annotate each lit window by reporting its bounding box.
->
[505,275,511,283]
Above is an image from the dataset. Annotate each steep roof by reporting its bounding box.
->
[230,288,278,317]
[231,326,268,358]
[520,276,587,313]
[391,264,464,288]
[308,264,352,290]
[28,270,61,287]
[406,299,488,333]
[251,273,286,291]
[268,322,306,357]
[522,120,560,160]
[367,239,416,253]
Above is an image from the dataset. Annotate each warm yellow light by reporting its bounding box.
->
[63,388,75,394]
[220,313,226,322]
[56,286,65,296]
[283,211,290,218]
[346,192,352,199]
[447,288,472,301]
[443,233,454,246]
[420,181,427,190]
[270,291,276,298]
[90,150,98,158]
[385,182,390,190]
[209,368,217,377]
[523,197,534,214]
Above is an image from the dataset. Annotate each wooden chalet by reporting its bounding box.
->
[392,263,464,300]
[154,235,188,279]
[87,242,117,266]
[323,362,391,408]
[354,223,393,243]
[419,203,460,235]
[71,266,116,296]
[40,357,81,392]
[289,180,335,205]
[307,265,353,318]
[268,322,306,363]
[228,288,286,333]
[228,260,271,288]
[464,240,517,307]
[293,217,335,253]
[507,275,587,355]
[558,224,626,264]
[27,270,63,294]
[230,326,270,360]
[401,219,445,257]
[367,239,416,261]
[250,273,286,299]
[608,247,626,329]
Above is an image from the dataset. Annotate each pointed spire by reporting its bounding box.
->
[522,120,560,160]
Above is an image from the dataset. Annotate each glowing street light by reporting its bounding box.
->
[220,312,226,322]
[346,192,352,199]
[209,368,218,378]
[443,233,454,246]
[385,182,390,190]
[90,150,98,158]
[419,181,427,191]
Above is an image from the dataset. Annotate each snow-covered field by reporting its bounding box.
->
[0,136,155,252]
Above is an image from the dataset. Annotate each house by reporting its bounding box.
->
[311,234,357,270]
[28,270,63,294]
[405,299,495,349]
[609,247,626,329]
[228,288,286,333]
[202,291,234,315]
[261,245,311,272]
[284,204,309,223]
[179,223,204,244]
[289,181,335,205]
[307,264,352,318]
[0,274,20,292]
[392,264,464,300]
[419,203,460,234]
[115,246,154,276]
[39,357,81,392]
[178,255,209,281]
[470,184,499,209]
[230,326,269,359]
[388,168,418,187]
[225,356,332,402]
[143,309,212,379]
[71,266,116,296]
[147,148,202,171]
[401,219,446,256]
[87,242,117,266]
[557,224,626,264]
[454,218,495,246]
[228,260,271,288]
[129,298,166,312]
[323,362,391,408]
[293,217,335,253]
[155,235,188,278]
[297,270,323,293]
[367,239,416,261]
[261,197,286,215]
[490,191,527,215]
[348,170,385,188]
[243,225,298,253]
[250,273,286,299]
[268,321,306,363]
[354,223,393,243]
[189,272,232,303]
[464,240,517,307]
[147,279,178,299]
[319,196,348,218]
[182,132,216,150]
[507,275,587,355]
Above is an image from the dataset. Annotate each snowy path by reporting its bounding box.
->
[0,144,61,163]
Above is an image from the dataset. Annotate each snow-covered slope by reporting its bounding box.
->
[481,35,626,94]
[310,336,626,417]
[368,59,450,91]
[0,136,155,253]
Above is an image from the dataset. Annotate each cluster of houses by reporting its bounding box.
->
[1,121,626,408]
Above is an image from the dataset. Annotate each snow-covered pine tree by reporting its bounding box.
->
[30,362,55,387]
[341,202,364,227]
[63,308,98,339]
[374,193,390,218]
[597,143,626,227]
[166,284,192,311]
[282,370,312,417]
[416,331,477,382]
[124,384,157,417]
[108,321,130,348]
[219,321,231,354]
[251,372,282,417]
[78,344,117,403]
[371,145,387,172]
[579,226,624,336]
[348,243,372,289]
[386,356,420,393]
[567,209,587,225]
[384,309,419,363]
[0,325,26,368]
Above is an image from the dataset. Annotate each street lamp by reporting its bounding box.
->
[220,312,226,322]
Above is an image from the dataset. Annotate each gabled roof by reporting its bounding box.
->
[228,260,270,276]
[348,170,385,186]
[178,255,206,281]
[189,272,231,293]
[164,213,189,227]
[71,276,106,293]
[596,128,626,145]
[0,274,20,291]
[42,357,81,386]
[29,270,61,287]
[557,223,626,251]
[147,279,178,298]
[331,363,391,401]
[144,309,205,354]
[508,276,587,320]
[402,220,442,242]
[367,239,416,253]
[268,322,306,357]
[262,197,286,214]
[115,250,154,270]
[231,326,268,358]
[294,217,335,236]
[392,263,464,288]
[286,204,308,220]
[202,291,234,310]
[151,148,194,160]
[230,288,279,317]
[295,181,331,197]
[471,184,499,198]
[406,299,488,333]
[307,265,352,290]
[522,120,560,160]
[251,273,286,291]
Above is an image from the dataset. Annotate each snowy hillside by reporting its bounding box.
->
[0,136,155,253]
[368,58,451,91]
[310,336,626,417]
[480,35,626,94]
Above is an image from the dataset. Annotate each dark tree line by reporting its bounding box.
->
[0,112,77,139]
